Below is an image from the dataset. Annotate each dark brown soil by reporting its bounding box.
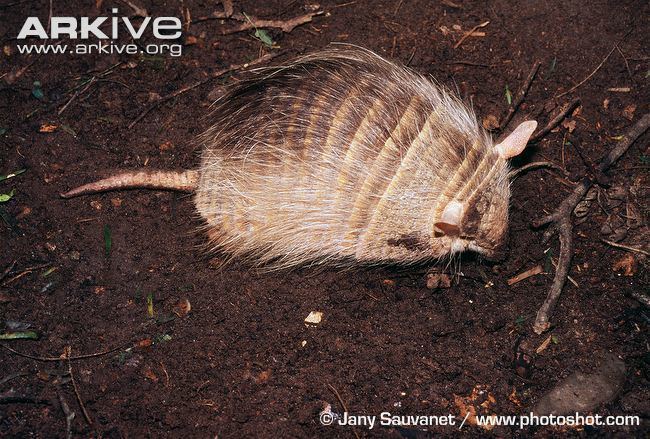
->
[1,1,648,437]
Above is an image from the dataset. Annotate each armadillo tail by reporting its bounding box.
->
[60,170,199,198]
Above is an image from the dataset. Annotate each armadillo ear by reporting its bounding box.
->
[435,201,464,236]
[495,120,537,159]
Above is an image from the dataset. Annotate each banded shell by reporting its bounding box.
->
[195,47,536,267]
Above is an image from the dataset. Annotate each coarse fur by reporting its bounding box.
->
[63,46,537,270]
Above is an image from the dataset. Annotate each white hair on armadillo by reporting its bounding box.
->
[61,46,536,269]
[194,46,535,268]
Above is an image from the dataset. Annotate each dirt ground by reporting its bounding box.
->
[1,0,648,437]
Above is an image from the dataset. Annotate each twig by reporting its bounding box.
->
[1,263,51,286]
[551,257,578,287]
[530,98,580,142]
[556,45,616,98]
[570,137,611,187]
[46,0,52,34]
[446,60,494,68]
[601,238,650,257]
[0,371,30,387]
[0,341,127,362]
[57,389,75,439]
[128,52,277,129]
[65,347,93,426]
[453,20,489,49]
[507,265,544,285]
[615,45,633,80]
[394,0,404,15]
[327,384,360,439]
[221,11,322,34]
[58,77,96,115]
[531,113,650,334]
[0,391,49,405]
[118,0,147,17]
[192,10,228,23]
[0,260,16,282]
[160,361,170,387]
[499,61,541,130]
[509,161,566,180]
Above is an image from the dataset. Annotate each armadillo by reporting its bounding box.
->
[62,46,537,268]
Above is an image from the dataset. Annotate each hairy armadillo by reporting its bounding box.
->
[62,47,537,268]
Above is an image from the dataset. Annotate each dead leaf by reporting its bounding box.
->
[255,369,271,384]
[623,104,636,121]
[135,338,153,348]
[4,65,30,84]
[16,206,32,219]
[536,335,552,353]
[508,387,521,406]
[185,35,198,45]
[612,254,636,276]
[39,123,58,133]
[454,385,497,430]
[3,45,12,56]
[173,298,191,317]
[111,198,122,207]
[572,105,583,118]
[426,272,452,289]
[482,114,499,130]
[441,0,463,9]
[143,365,159,382]
[602,99,610,110]
[159,140,174,151]
[561,119,576,133]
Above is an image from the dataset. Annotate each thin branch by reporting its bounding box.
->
[556,46,616,98]
[500,61,542,130]
[57,389,75,439]
[507,265,544,286]
[530,98,581,142]
[453,20,490,49]
[0,260,16,282]
[509,161,566,181]
[532,113,650,334]
[601,239,650,257]
[128,53,277,129]
[221,11,322,34]
[66,347,93,426]
[0,341,127,362]
[58,77,96,115]
[327,384,360,439]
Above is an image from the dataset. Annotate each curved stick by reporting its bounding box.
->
[532,113,650,334]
